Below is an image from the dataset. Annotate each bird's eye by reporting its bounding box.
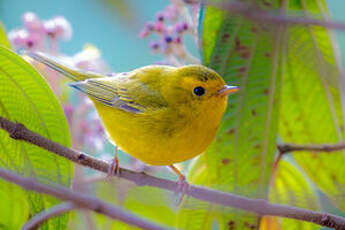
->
[193,86,205,96]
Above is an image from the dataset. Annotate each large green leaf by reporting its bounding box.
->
[279,0,345,212]
[0,45,72,229]
[263,159,320,230]
[187,1,284,228]
[182,0,345,228]
[0,24,28,230]
[177,155,216,230]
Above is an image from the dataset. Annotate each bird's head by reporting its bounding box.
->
[163,65,239,114]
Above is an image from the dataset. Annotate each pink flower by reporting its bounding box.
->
[155,12,165,22]
[44,16,72,40]
[138,1,200,65]
[22,12,44,33]
[164,5,178,20]
[9,13,73,51]
[8,29,28,48]
[154,21,164,33]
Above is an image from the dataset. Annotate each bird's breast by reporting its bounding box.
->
[93,98,227,165]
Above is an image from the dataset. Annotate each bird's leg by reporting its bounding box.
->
[169,164,186,182]
[108,145,120,176]
[169,165,189,203]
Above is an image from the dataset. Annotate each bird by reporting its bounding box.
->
[25,51,239,188]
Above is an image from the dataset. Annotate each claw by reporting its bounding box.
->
[107,157,120,176]
[107,146,120,177]
[176,174,189,204]
[169,165,189,204]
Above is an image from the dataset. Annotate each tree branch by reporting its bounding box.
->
[1,116,345,229]
[277,143,345,155]
[22,202,76,230]
[0,167,169,230]
[208,0,345,31]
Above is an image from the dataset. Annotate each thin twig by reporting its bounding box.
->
[272,142,345,186]
[0,167,169,230]
[277,143,345,155]
[270,140,345,194]
[208,0,345,31]
[1,116,345,229]
[22,202,76,230]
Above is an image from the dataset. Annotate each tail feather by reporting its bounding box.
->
[23,51,104,81]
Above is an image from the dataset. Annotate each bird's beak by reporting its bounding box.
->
[217,85,239,96]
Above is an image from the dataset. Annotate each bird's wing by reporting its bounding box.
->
[70,71,168,114]
[25,51,170,114]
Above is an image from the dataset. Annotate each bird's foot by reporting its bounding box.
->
[169,165,189,204]
[107,157,120,177]
[176,174,189,204]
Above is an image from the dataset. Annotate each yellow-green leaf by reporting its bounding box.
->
[0,45,72,229]
[264,159,320,230]
[193,1,285,228]
[279,0,345,212]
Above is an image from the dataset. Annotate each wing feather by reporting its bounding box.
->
[70,70,167,114]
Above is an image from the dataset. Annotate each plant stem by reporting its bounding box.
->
[21,202,76,230]
[277,143,345,155]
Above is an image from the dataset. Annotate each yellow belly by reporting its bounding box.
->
[93,99,226,165]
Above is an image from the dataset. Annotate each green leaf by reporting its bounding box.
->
[199,6,224,65]
[81,179,175,230]
[0,22,11,49]
[0,26,26,230]
[177,156,216,230]
[0,45,72,229]
[279,0,345,212]
[0,180,29,229]
[191,1,284,228]
[123,186,175,228]
[264,159,320,230]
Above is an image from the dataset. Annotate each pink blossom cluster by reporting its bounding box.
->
[8,12,72,51]
[139,0,200,66]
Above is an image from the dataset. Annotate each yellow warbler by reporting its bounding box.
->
[26,52,239,184]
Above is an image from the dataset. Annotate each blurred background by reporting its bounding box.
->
[1,0,345,69]
[0,0,170,71]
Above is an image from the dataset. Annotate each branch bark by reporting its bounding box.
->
[1,116,345,229]
[0,167,168,230]
[208,0,345,31]
[277,143,345,155]
[22,202,76,230]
